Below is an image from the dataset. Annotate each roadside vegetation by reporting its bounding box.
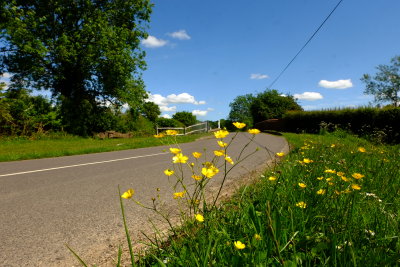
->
[0,132,209,162]
[94,128,399,266]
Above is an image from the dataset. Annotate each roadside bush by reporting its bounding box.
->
[283,107,400,143]
[156,117,184,128]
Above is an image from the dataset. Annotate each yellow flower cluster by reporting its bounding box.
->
[233,122,246,129]
[121,189,134,199]
[166,130,178,136]
[296,201,307,209]
[247,129,260,134]
[214,129,229,138]
[195,214,204,222]
[234,240,246,250]
[201,163,219,178]
[173,191,186,199]
[172,153,188,164]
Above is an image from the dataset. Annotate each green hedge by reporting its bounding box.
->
[282,107,400,143]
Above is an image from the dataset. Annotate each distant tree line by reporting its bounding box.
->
[0,82,205,137]
[226,89,302,129]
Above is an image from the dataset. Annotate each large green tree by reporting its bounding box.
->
[141,101,160,122]
[228,94,255,127]
[250,89,302,123]
[172,111,197,127]
[361,56,400,107]
[0,0,152,135]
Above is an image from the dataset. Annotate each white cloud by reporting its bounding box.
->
[192,110,208,116]
[168,30,191,40]
[294,92,323,101]
[160,105,177,112]
[318,79,353,89]
[142,35,168,48]
[166,93,205,105]
[147,94,168,106]
[161,114,172,119]
[250,73,269,80]
[148,92,207,116]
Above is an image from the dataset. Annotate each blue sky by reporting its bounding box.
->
[140,0,400,121]
[1,0,399,122]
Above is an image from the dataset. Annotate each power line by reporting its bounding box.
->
[267,0,344,89]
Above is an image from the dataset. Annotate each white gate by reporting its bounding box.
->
[156,121,209,135]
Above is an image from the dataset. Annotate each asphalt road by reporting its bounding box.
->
[0,133,288,266]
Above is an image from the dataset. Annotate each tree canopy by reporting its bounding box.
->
[251,90,302,123]
[0,0,152,135]
[228,89,302,126]
[141,101,160,122]
[228,94,255,128]
[361,56,400,107]
[172,111,197,127]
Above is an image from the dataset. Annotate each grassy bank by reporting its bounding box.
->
[131,131,400,266]
[0,133,209,162]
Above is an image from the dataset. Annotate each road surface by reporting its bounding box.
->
[0,133,288,266]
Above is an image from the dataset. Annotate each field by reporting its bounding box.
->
[0,133,208,162]
[123,131,400,266]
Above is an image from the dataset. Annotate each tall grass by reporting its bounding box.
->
[71,130,400,266]
[137,131,400,266]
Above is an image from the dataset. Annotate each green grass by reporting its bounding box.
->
[0,133,210,162]
[133,131,400,266]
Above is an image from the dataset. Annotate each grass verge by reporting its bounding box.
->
[0,133,210,162]
[132,131,400,266]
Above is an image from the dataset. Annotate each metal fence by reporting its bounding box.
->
[156,121,209,135]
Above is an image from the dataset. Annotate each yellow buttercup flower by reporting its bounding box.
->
[352,173,365,179]
[302,158,313,164]
[269,176,277,181]
[247,128,261,134]
[172,153,188,164]
[214,130,229,138]
[233,122,246,129]
[166,130,178,136]
[164,169,174,176]
[254,234,262,240]
[341,176,350,182]
[351,184,361,190]
[276,152,285,157]
[154,133,164,138]
[121,189,134,199]
[169,147,181,154]
[337,172,345,176]
[326,177,333,182]
[298,183,307,188]
[192,152,202,158]
[325,169,336,174]
[331,144,336,148]
[217,140,228,147]
[316,189,326,195]
[234,241,246,250]
[225,156,234,165]
[214,150,225,157]
[195,214,204,222]
[317,176,324,180]
[296,201,307,208]
[173,191,186,199]
[358,147,366,153]
[201,165,219,178]
[191,174,202,181]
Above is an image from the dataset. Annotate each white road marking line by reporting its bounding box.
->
[0,152,169,177]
